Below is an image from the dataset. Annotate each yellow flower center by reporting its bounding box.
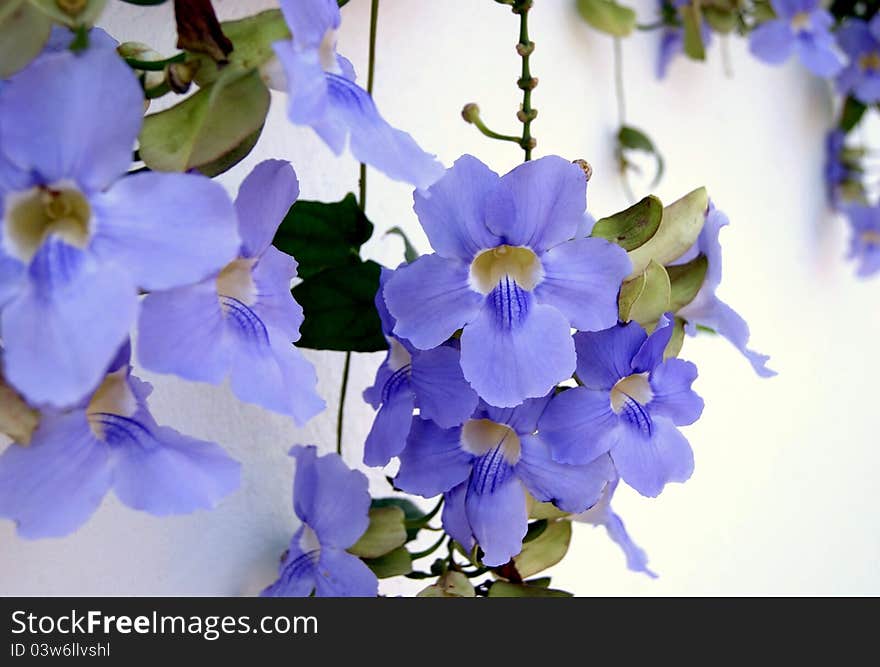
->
[469,245,543,294]
[862,230,880,245]
[859,51,880,72]
[610,373,653,413]
[460,418,521,464]
[216,258,258,307]
[790,12,811,31]
[86,368,138,439]
[4,183,92,262]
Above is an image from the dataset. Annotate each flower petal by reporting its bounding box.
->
[251,246,304,336]
[91,172,240,291]
[610,417,694,497]
[460,281,576,408]
[279,0,340,49]
[0,46,142,191]
[290,445,371,549]
[0,250,24,309]
[321,74,444,190]
[465,469,527,567]
[749,21,794,65]
[260,537,318,597]
[490,156,587,252]
[314,547,378,597]
[273,40,331,126]
[631,313,674,373]
[534,237,630,331]
[395,418,473,498]
[442,482,475,552]
[235,159,299,258]
[412,155,504,260]
[795,38,843,77]
[384,253,483,350]
[363,380,415,467]
[574,322,646,390]
[2,240,137,407]
[649,358,704,426]
[516,436,613,513]
[137,281,229,385]
[538,386,618,465]
[0,412,112,538]
[410,345,478,428]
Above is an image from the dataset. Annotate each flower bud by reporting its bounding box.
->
[572,159,593,181]
[461,103,481,124]
[167,62,194,94]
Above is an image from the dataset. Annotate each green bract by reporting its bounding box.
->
[619,259,671,327]
[575,0,636,38]
[417,571,476,598]
[349,506,409,559]
[592,195,663,251]
[626,186,708,279]
[512,520,572,579]
[138,68,270,174]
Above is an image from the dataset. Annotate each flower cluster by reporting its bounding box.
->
[647,0,880,277]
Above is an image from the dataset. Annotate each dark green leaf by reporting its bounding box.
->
[575,0,637,37]
[667,254,708,311]
[592,195,663,251]
[363,547,412,579]
[522,519,548,544]
[840,97,867,133]
[488,582,573,598]
[385,227,419,263]
[292,260,387,352]
[618,125,665,187]
[274,194,373,280]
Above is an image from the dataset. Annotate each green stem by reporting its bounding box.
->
[410,534,448,561]
[125,53,186,71]
[405,495,444,530]
[612,37,636,202]
[341,0,381,457]
[515,1,535,161]
[471,116,522,144]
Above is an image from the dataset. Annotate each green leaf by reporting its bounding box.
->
[618,126,665,188]
[385,227,419,263]
[416,571,475,598]
[30,0,106,26]
[522,519,548,544]
[363,547,412,579]
[274,194,373,280]
[575,0,636,37]
[592,195,663,251]
[139,68,270,174]
[292,260,388,352]
[619,259,671,326]
[626,187,708,279]
[840,96,867,133]
[527,495,569,521]
[0,1,52,79]
[663,316,686,360]
[371,497,424,541]
[488,582,573,598]
[681,3,706,60]
[513,520,572,579]
[703,7,738,34]
[667,254,708,312]
[190,9,290,86]
[348,506,408,559]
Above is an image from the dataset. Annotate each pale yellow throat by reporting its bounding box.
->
[790,12,811,31]
[216,258,258,307]
[610,373,653,413]
[460,418,521,464]
[86,368,138,439]
[469,245,543,294]
[4,183,92,262]
[860,51,880,72]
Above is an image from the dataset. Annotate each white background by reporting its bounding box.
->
[1,0,878,596]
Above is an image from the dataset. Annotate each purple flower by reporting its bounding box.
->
[824,130,849,207]
[395,396,613,566]
[841,204,880,277]
[0,43,240,408]
[271,0,443,190]
[137,160,324,426]
[836,16,880,103]
[0,343,240,539]
[749,0,842,77]
[383,155,631,408]
[573,478,656,578]
[262,446,378,597]
[672,205,776,377]
[539,316,703,498]
[362,268,478,467]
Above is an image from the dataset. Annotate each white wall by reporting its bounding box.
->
[2,0,878,596]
